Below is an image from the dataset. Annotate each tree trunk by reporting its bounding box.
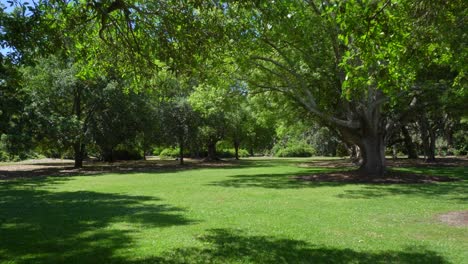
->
[234,140,240,160]
[73,85,84,168]
[401,125,418,159]
[420,118,436,162]
[340,125,386,177]
[427,129,436,162]
[73,143,84,168]
[357,134,386,177]
[191,147,200,159]
[179,141,184,165]
[103,148,114,162]
[331,143,337,157]
[206,141,218,161]
[392,145,397,161]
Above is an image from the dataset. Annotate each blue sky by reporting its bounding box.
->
[1,0,32,12]
[1,0,22,56]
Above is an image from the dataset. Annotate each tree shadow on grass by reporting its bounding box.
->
[129,228,449,264]
[207,169,342,189]
[0,187,195,264]
[209,167,467,201]
[0,159,279,181]
[337,167,467,201]
[336,181,467,201]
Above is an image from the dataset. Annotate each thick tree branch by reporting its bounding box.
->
[250,79,360,129]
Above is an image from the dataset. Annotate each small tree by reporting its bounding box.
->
[189,83,231,161]
[162,98,199,165]
[22,56,92,167]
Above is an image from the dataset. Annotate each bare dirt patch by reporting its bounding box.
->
[298,157,468,169]
[437,211,468,227]
[295,170,460,184]
[295,157,466,184]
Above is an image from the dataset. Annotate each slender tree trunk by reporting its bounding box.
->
[74,143,84,168]
[234,140,240,160]
[446,125,454,150]
[420,124,430,160]
[179,141,184,165]
[392,145,397,161]
[191,146,200,159]
[331,142,337,157]
[401,125,418,159]
[420,118,436,162]
[73,86,84,168]
[428,129,436,161]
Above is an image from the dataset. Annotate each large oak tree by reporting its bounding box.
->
[226,0,466,176]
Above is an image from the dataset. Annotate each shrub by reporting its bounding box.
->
[238,149,250,158]
[218,148,250,158]
[0,149,41,162]
[159,147,181,158]
[0,150,9,162]
[452,130,468,156]
[216,140,232,150]
[275,143,315,157]
[152,147,164,156]
[335,143,349,157]
[453,146,467,156]
[112,149,143,160]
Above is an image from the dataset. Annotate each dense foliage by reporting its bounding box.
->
[0,1,466,173]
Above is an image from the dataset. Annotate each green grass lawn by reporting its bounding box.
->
[0,158,467,263]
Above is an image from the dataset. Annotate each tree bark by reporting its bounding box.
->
[234,140,240,160]
[427,129,436,162]
[73,85,84,168]
[179,141,184,165]
[103,148,114,162]
[206,141,218,161]
[420,118,436,162]
[191,146,200,159]
[357,134,386,177]
[401,125,418,159]
[340,120,386,177]
[73,143,84,168]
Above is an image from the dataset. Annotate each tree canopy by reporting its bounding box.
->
[0,0,466,175]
